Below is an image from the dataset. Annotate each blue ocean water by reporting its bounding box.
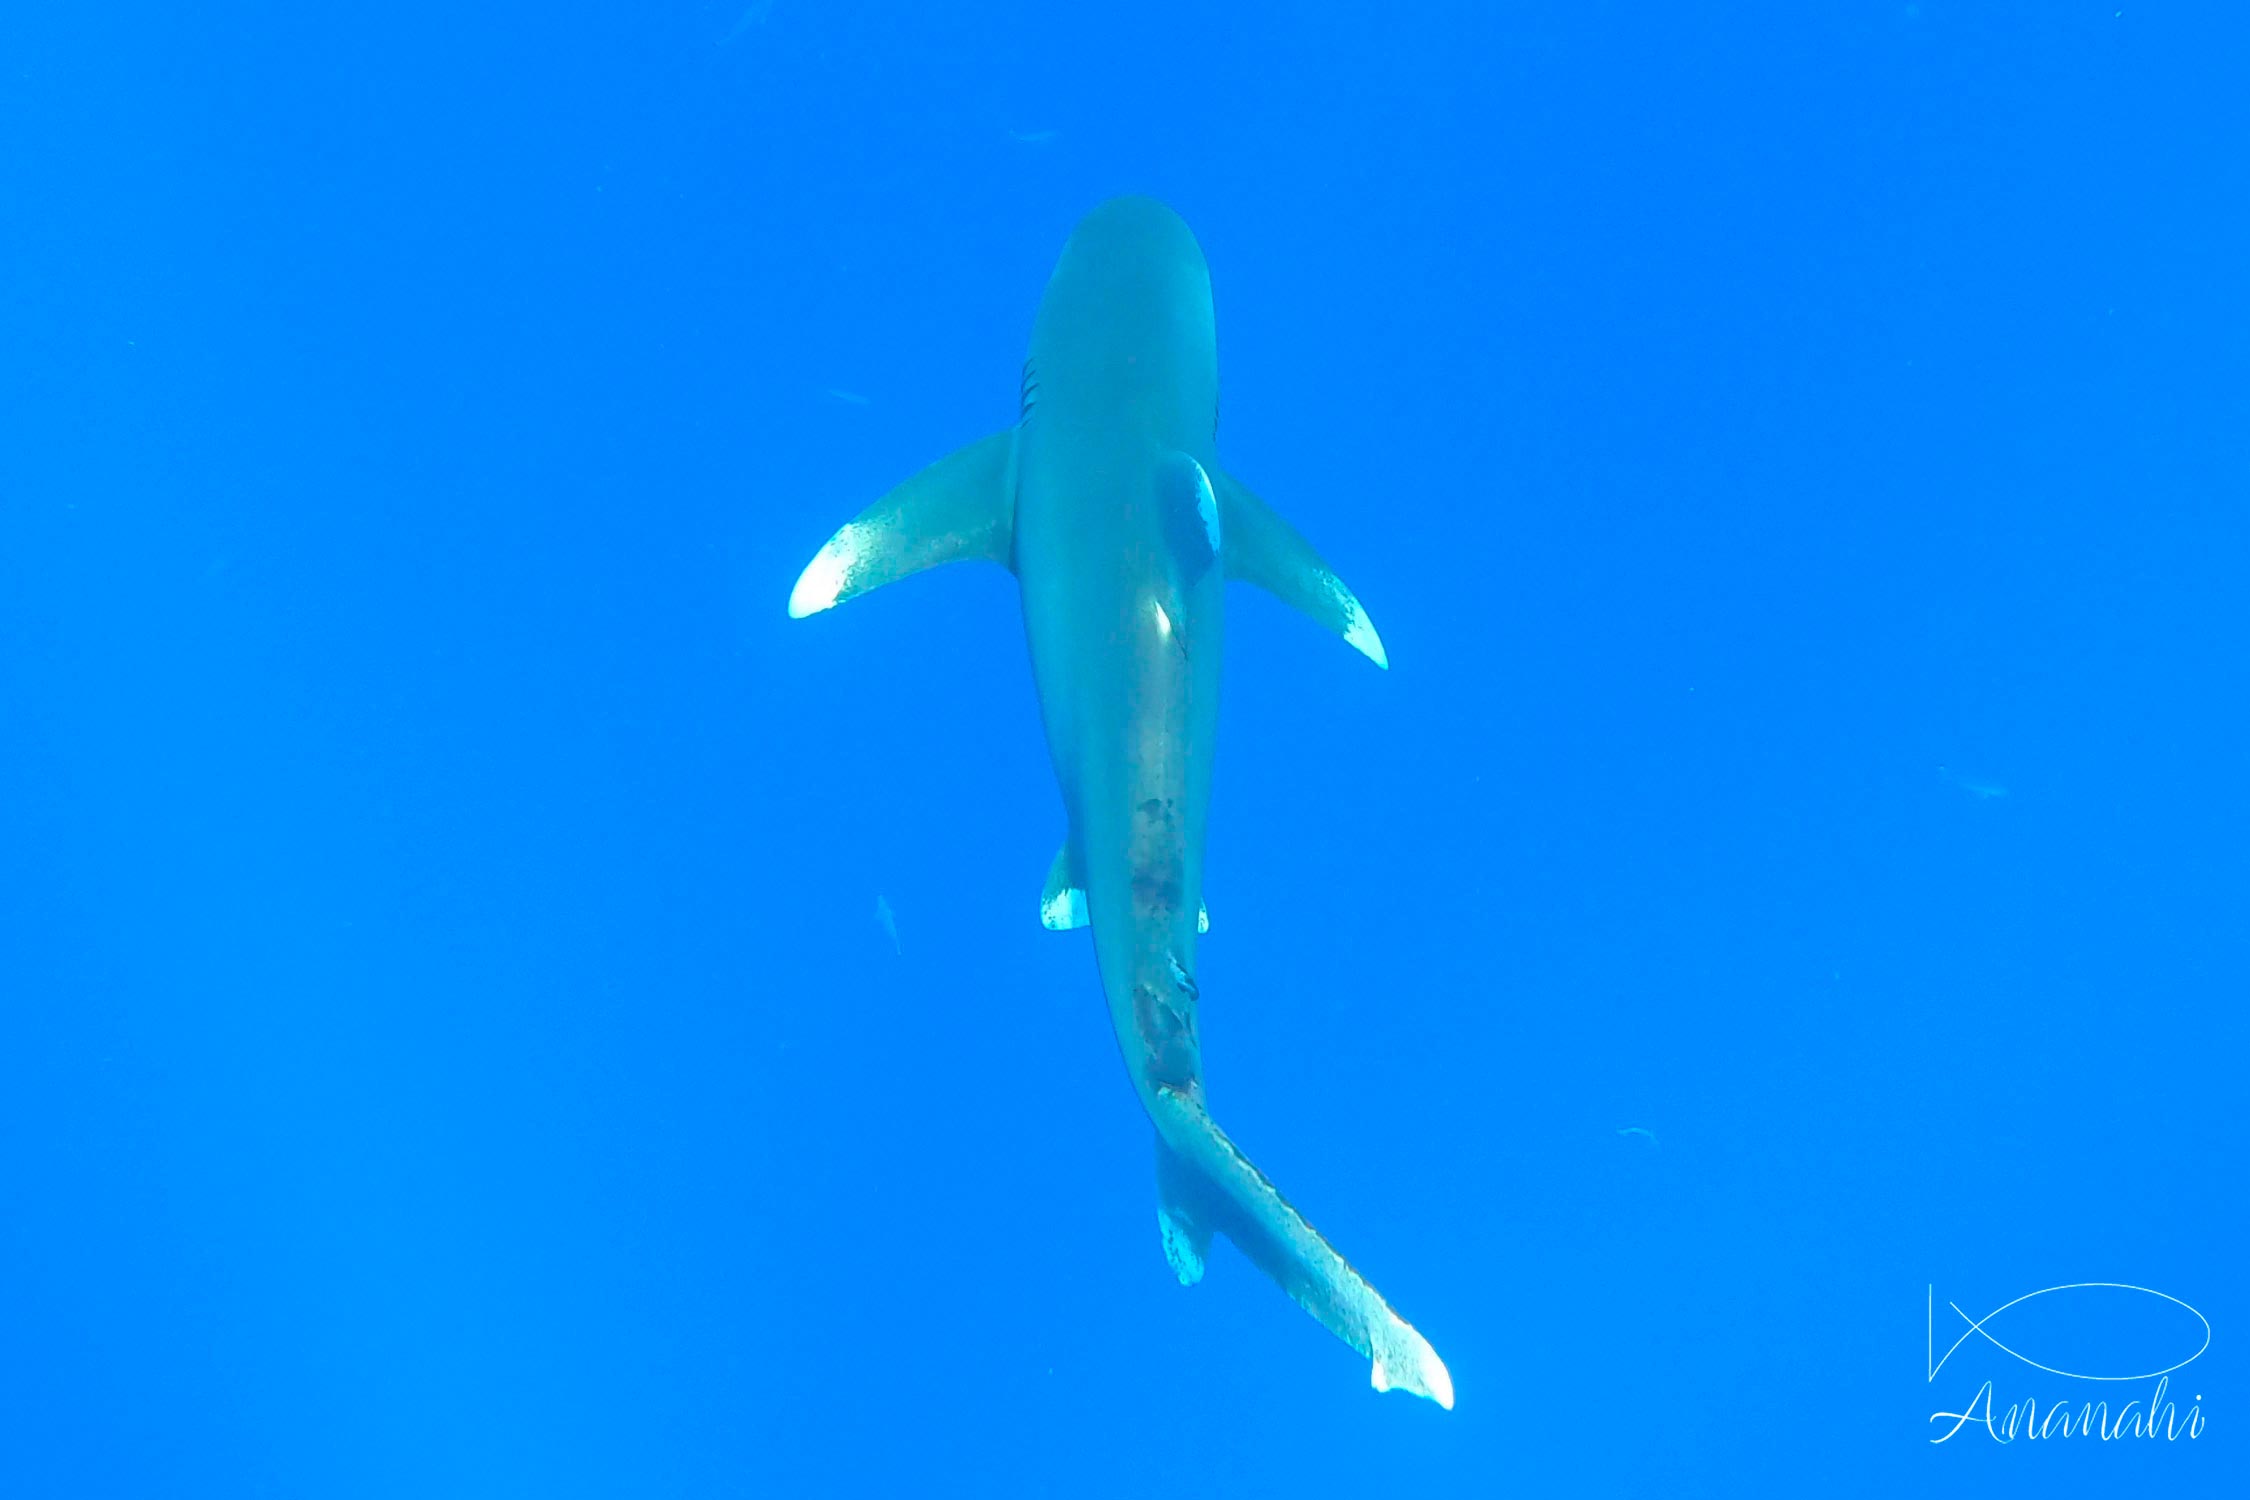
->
[3,3,2243,1495]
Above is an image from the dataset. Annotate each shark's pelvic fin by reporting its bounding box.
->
[787,429,1018,618]
[1039,841,1089,931]
[1210,469,1389,669]
[1042,840,1204,933]
[1149,1082,1453,1409]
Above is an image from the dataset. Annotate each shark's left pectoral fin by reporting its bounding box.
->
[1210,468,1388,669]
[788,429,1017,618]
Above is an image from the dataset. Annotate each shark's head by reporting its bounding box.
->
[1064,196,1206,267]
[1029,197,1218,440]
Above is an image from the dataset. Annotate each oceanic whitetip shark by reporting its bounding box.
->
[787,197,1452,1408]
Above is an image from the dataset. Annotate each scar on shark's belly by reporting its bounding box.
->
[1128,796,1186,919]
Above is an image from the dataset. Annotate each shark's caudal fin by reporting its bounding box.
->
[787,430,1018,617]
[1149,1083,1454,1409]
[1210,469,1389,669]
[1154,1138,1213,1287]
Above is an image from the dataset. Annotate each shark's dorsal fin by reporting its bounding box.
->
[788,430,1017,617]
[1157,452,1223,590]
[1210,468,1388,668]
[1041,839,1206,933]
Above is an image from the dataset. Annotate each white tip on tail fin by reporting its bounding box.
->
[1157,1206,1206,1286]
[1148,1082,1453,1411]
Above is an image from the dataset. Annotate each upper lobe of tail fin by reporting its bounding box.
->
[1149,1084,1453,1409]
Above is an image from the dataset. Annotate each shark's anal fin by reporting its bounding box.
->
[788,429,1017,618]
[1042,839,1205,933]
[1149,1083,1453,1410]
[1210,468,1388,669]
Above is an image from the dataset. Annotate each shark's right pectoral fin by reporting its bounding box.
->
[787,429,1017,618]
[1210,468,1389,669]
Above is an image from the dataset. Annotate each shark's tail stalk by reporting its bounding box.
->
[1148,1083,1454,1409]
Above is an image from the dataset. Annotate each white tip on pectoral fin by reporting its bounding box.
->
[1209,467,1389,670]
[787,528,861,618]
[786,429,1017,618]
[1369,1314,1455,1410]
[1330,575,1389,669]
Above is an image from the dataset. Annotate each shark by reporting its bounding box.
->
[787,196,1452,1408]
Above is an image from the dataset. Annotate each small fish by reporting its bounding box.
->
[1937,765,2008,800]
[822,387,872,407]
[718,0,775,46]
[1617,1126,1658,1147]
[1008,129,1060,146]
[874,892,900,954]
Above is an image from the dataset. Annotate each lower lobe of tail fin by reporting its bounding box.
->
[1154,1138,1213,1286]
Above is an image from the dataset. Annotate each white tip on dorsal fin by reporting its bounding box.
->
[1194,461,1222,553]
[1039,841,1088,930]
[787,429,1018,618]
[1208,466,1388,669]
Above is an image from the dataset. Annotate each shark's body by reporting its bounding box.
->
[788,197,1451,1408]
